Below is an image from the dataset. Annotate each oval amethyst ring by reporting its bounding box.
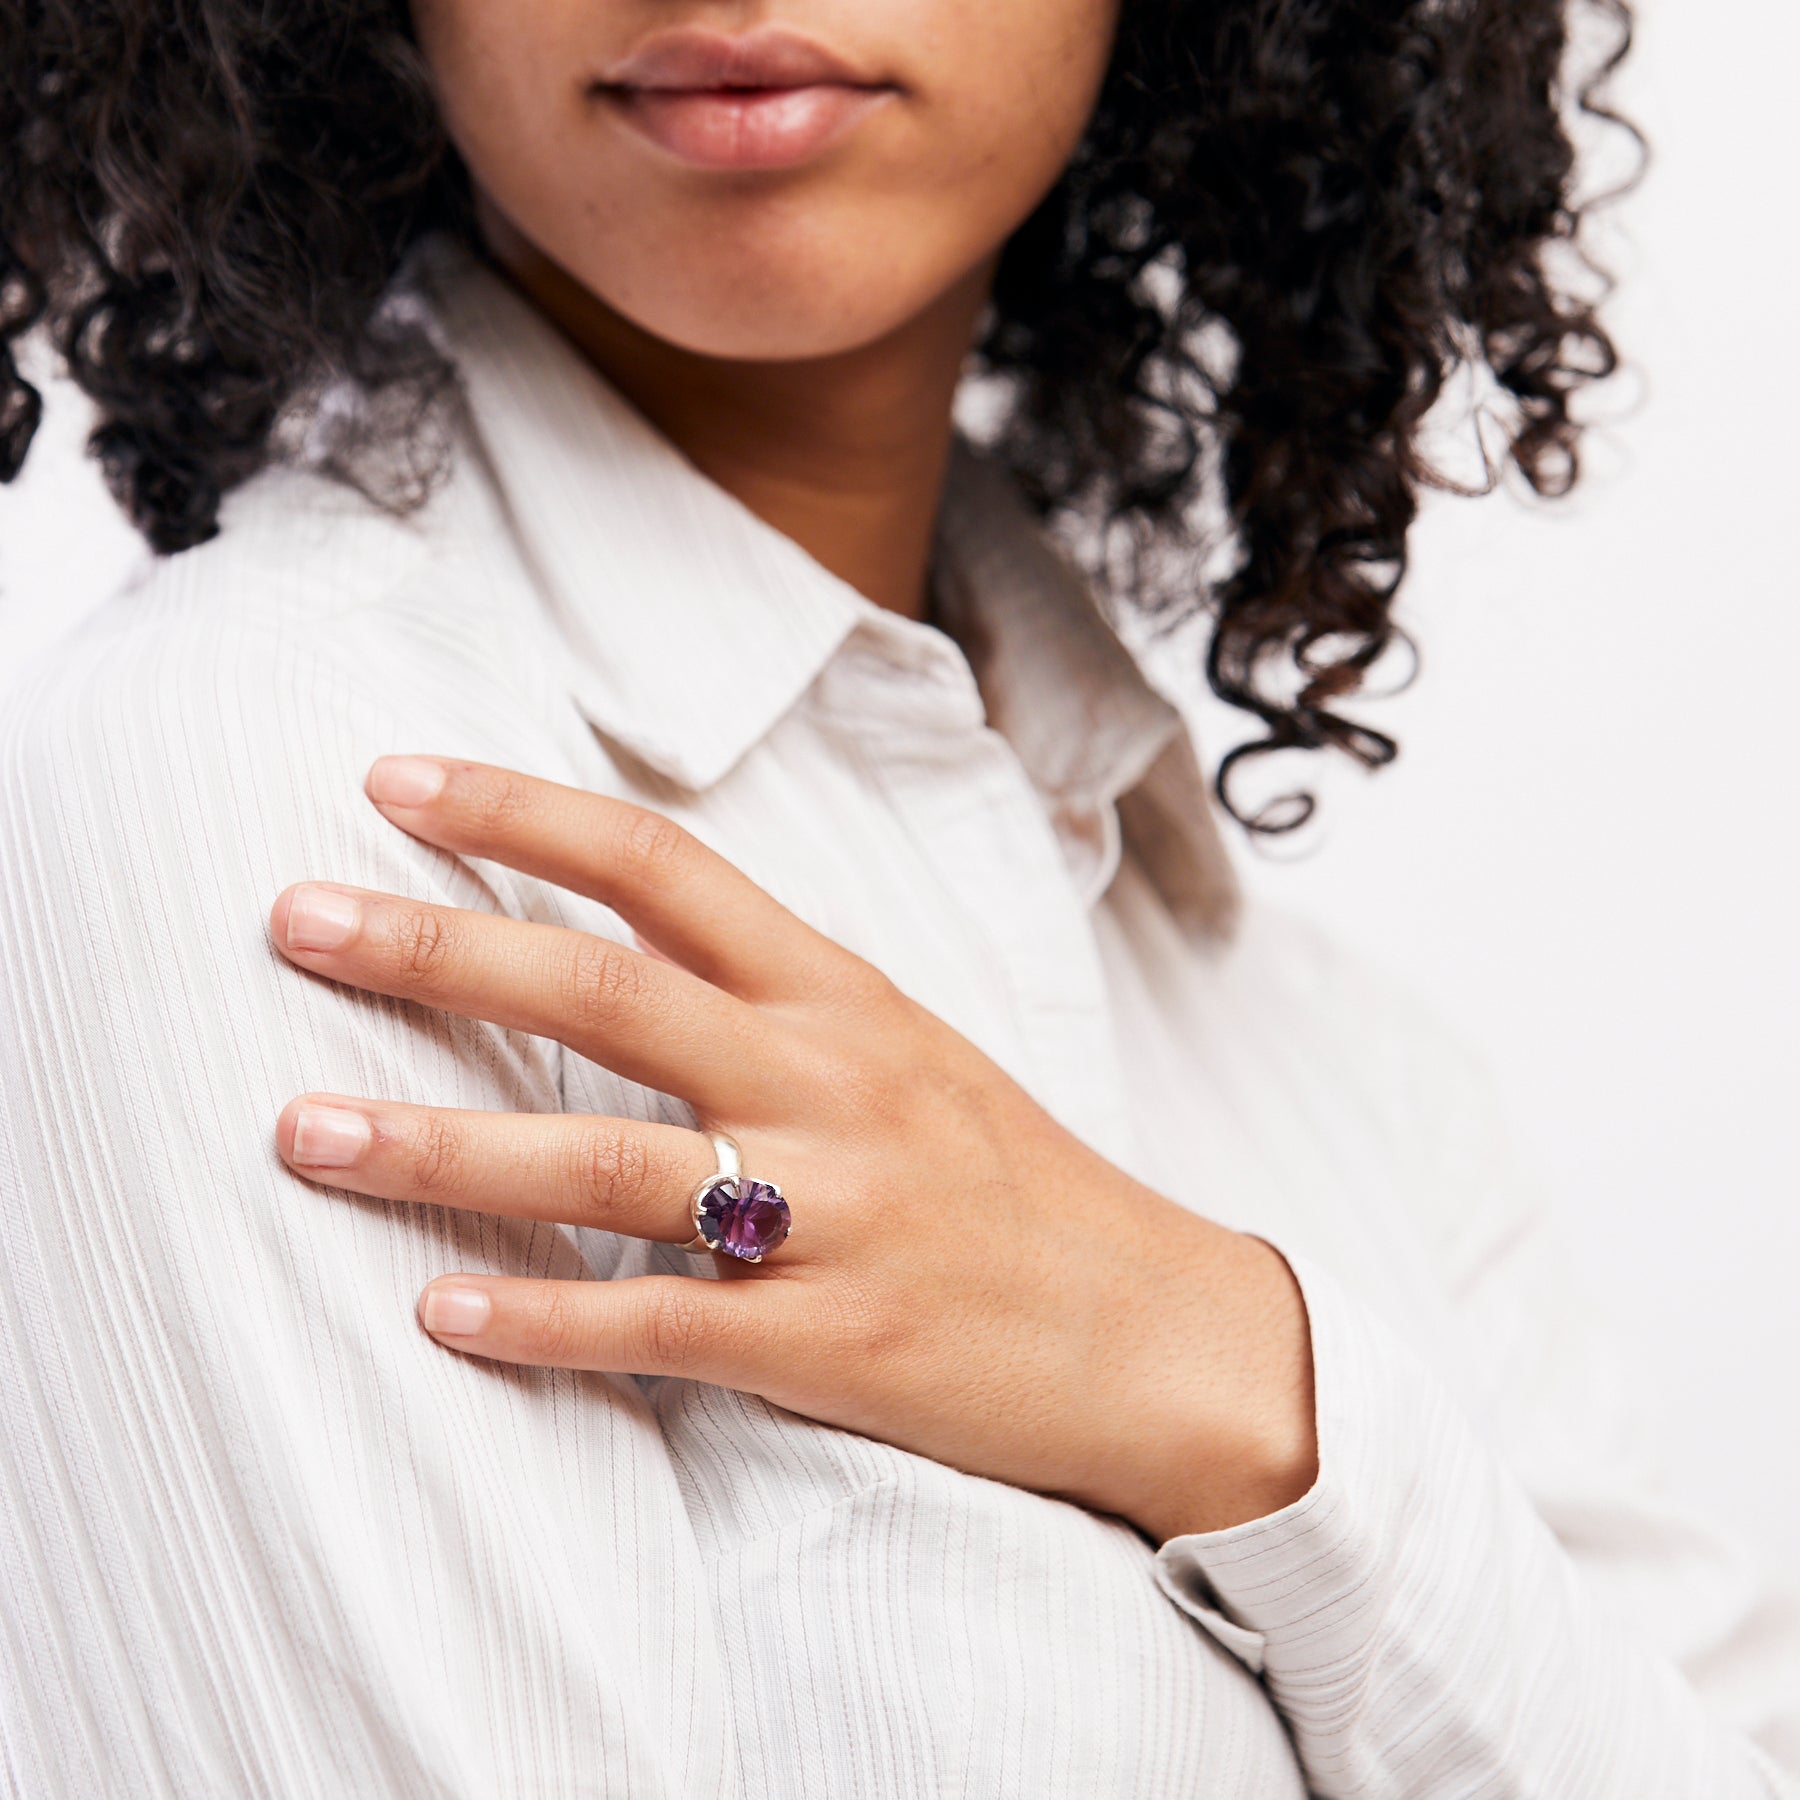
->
[680,1131,792,1263]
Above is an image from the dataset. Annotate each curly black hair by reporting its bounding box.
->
[0,0,1632,828]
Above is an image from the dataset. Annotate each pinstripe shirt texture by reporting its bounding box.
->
[3,237,1797,1797]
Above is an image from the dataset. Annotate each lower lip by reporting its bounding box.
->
[601,83,893,171]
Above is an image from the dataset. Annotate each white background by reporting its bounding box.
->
[3,0,1795,1593]
[1214,0,1800,1593]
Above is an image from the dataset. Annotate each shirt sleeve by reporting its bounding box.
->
[1151,1057,1800,1797]
[0,579,728,1797]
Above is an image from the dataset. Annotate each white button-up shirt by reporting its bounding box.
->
[3,237,1796,1797]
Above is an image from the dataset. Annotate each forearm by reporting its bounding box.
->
[1152,1250,1798,1798]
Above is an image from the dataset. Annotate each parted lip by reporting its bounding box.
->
[592,26,888,94]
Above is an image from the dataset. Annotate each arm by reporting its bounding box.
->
[0,604,725,1797]
[100,738,1795,1799]
[1153,1059,1800,1797]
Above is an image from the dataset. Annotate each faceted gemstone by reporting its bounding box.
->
[696,1176,791,1261]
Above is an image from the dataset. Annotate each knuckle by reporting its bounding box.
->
[391,906,454,985]
[835,955,901,1016]
[467,768,538,838]
[820,1277,910,1364]
[638,1285,713,1373]
[818,1044,907,1135]
[410,1113,465,1196]
[613,805,691,884]
[529,1286,592,1365]
[571,1124,651,1211]
[564,936,653,1028]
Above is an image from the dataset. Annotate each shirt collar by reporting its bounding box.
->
[416,237,1239,939]
[927,443,1238,938]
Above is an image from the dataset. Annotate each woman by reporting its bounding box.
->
[2,0,1795,1794]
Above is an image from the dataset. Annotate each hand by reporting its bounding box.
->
[268,755,1318,1543]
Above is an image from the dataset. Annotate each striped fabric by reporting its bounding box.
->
[2,235,1795,1797]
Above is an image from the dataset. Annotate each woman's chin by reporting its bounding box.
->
[586,271,936,365]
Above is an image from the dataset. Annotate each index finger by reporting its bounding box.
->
[357,756,864,1006]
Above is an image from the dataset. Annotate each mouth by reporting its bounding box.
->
[591,27,900,172]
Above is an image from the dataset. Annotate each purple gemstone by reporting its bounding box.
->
[696,1176,791,1262]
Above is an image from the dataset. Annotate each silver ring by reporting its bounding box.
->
[679,1131,793,1263]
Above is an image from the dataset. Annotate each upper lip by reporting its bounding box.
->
[593,26,885,92]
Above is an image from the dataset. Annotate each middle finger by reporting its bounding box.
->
[276,1094,720,1244]
[270,881,770,1113]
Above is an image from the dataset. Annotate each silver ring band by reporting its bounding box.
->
[680,1131,740,1252]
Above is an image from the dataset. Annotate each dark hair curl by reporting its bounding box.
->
[0,0,1633,828]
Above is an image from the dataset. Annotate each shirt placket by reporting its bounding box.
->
[810,621,1143,1169]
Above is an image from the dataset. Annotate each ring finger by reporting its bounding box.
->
[276,1093,722,1245]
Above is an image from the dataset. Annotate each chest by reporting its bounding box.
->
[526,690,1462,1794]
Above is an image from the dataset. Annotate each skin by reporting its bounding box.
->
[412,0,1119,616]
[272,761,1318,1541]
[266,0,1320,1542]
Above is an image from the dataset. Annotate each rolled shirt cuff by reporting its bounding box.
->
[1151,1244,1376,1678]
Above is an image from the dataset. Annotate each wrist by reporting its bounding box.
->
[1086,1227,1320,1544]
[1128,1403,1319,1546]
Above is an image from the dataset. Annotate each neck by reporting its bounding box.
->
[475,200,990,622]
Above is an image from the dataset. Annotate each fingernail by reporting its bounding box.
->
[367,756,447,808]
[286,885,362,952]
[420,1284,492,1338]
[291,1103,372,1168]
